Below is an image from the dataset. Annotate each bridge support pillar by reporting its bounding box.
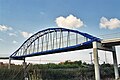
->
[112,46,119,80]
[23,58,28,80]
[93,42,100,80]
[8,57,11,69]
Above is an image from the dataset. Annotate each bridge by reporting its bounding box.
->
[9,28,120,80]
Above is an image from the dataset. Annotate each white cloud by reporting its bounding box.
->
[20,31,33,38]
[13,40,18,44]
[0,38,3,41]
[0,25,13,31]
[8,33,17,36]
[100,17,120,30]
[55,14,84,29]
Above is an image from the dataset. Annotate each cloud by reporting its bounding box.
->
[0,38,3,41]
[8,33,17,36]
[0,25,13,31]
[20,31,33,38]
[13,40,18,44]
[100,17,120,30]
[40,12,45,15]
[55,14,84,29]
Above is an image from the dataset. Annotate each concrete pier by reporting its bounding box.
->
[93,42,100,80]
[112,47,119,80]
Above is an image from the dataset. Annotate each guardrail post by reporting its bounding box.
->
[93,41,100,80]
[112,46,119,80]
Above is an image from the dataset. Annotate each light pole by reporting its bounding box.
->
[89,52,93,64]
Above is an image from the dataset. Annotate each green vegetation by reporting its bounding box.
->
[0,65,23,80]
[0,60,120,80]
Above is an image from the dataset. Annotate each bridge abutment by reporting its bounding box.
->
[93,41,100,80]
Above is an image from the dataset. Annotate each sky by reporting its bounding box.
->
[0,0,120,64]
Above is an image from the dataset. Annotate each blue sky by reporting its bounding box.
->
[0,0,120,64]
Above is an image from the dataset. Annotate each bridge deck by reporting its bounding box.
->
[0,57,9,59]
[101,38,120,46]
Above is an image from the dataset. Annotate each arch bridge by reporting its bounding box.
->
[9,28,119,80]
[10,28,100,59]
